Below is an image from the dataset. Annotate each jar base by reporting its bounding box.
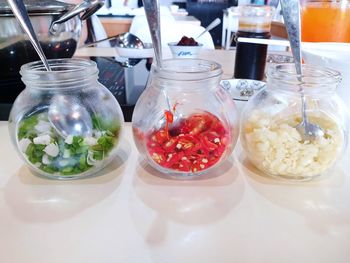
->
[143,157,231,180]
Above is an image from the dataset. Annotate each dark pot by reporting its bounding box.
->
[0,0,103,103]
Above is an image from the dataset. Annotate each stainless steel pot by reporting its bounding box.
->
[0,0,104,103]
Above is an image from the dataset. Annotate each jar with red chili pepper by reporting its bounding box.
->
[132,59,239,176]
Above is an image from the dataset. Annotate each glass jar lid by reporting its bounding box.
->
[0,0,73,16]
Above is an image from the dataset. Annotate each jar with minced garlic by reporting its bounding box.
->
[132,59,239,176]
[240,64,349,181]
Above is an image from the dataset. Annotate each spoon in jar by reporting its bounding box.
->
[143,0,176,126]
[8,0,93,138]
[280,0,324,141]
[7,0,51,71]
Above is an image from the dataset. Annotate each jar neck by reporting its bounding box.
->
[20,58,99,90]
[266,64,341,95]
[151,59,223,91]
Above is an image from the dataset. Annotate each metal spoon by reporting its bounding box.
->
[7,0,92,138]
[144,0,177,125]
[82,32,144,49]
[196,18,221,40]
[82,32,145,68]
[143,0,163,68]
[7,0,51,71]
[280,0,324,141]
[48,95,93,138]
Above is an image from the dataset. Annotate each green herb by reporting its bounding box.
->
[40,164,58,174]
[66,136,86,155]
[25,143,45,164]
[79,152,90,171]
[18,112,121,176]
[60,166,74,175]
[18,114,39,140]
[92,114,121,136]
[97,135,115,152]
[93,151,104,161]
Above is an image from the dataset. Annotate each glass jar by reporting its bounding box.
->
[300,0,350,42]
[8,58,124,180]
[233,5,274,81]
[132,59,239,176]
[240,64,349,181]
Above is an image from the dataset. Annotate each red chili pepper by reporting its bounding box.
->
[154,129,168,144]
[162,137,178,152]
[178,161,191,172]
[164,110,174,140]
[146,111,230,173]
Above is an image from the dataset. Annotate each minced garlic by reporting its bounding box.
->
[242,111,344,179]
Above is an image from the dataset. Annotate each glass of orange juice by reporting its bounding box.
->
[300,0,350,42]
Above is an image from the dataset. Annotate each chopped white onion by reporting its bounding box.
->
[87,150,98,165]
[35,120,51,133]
[33,134,51,145]
[44,143,59,157]
[84,136,98,146]
[18,138,32,153]
[65,135,74,145]
[42,154,51,165]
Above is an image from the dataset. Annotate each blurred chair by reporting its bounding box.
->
[222,6,239,50]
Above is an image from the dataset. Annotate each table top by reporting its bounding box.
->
[1,120,350,263]
[2,49,350,263]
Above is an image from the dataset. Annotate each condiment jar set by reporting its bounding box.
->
[9,58,349,181]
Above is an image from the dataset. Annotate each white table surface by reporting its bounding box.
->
[1,120,350,263]
[2,49,350,263]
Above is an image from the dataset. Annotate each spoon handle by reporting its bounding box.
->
[280,0,302,75]
[7,0,51,71]
[196,18,221,40]
[143,0,162,68]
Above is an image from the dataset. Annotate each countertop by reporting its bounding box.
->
[1,48,350,263]
[1,121,350,263]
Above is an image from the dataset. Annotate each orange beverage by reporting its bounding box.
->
[301,0,350,42]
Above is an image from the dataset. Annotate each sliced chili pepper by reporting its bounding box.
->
[154,129,168,144]
[177,134,200,154]
[188,116,208,135]
[164,110,174,139]
[178,159,192,172]
[150,151,166,165]
[162,137,178,153]
[163,151,185,168]
[145,111,231,173]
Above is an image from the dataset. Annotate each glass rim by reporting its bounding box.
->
[238,4,275,18]
[152,58,223,81]
[267,63,342,91]
[20,58,99,89]
[20,58,98,74]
